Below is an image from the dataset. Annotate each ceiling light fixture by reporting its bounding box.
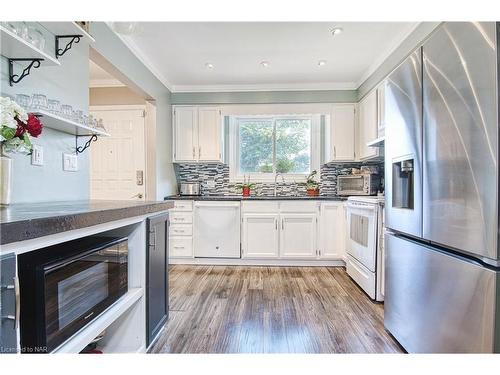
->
[205,63,214,69]
[331,27,343,36]
[318,60,327,67]
[260,61,270,68]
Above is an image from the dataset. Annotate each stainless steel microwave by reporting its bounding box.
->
[337,174,380,196]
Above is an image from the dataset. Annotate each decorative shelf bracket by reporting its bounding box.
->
[8,58,44,86]
[56,35,83,58]
[75,134,98,154]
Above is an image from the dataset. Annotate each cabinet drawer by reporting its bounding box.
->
[169,237,193,258]
[169,224,193,237]
[170,211,193,224]
[173,200,193,211]
[279,201,318,213]
[242,201,280,213]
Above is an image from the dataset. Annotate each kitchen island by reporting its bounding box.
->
[0,200,174,354]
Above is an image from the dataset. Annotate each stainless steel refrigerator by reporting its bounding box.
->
[384,22,500,353]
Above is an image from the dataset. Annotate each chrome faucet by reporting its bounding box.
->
[273,173,286,196]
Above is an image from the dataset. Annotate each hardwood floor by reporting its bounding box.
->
[150,265,403,353]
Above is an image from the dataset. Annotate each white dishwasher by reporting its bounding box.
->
[193,201,241,258]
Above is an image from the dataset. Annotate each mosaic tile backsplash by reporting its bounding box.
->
[174,161,384,196]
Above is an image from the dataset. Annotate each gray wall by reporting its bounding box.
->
[357,22,441,99]
[90,22,176,200]
[171,90,357,105]
[0,24,91,203]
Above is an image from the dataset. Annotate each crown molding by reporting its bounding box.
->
[171,82,358,93]
[355,22,421,88]
[106,22,175,92]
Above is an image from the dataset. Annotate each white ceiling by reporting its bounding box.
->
[114,22,419,92]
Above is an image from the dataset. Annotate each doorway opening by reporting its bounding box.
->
[88,55,157,201]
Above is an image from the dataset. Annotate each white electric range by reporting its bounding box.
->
[345,195,385,302]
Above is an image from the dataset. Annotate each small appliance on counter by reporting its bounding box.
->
[178,182,200,196]
[337,173,380,196]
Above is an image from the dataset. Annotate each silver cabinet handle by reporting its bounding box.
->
[192,147,196,158]
[173,246,185,249]
[14,276,20,330]
[275,219,278,230]
[333,146,336,159]
[199,146,202,158]
[281,219,284,230]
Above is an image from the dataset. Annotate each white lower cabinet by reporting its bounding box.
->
[169,237,194,258]
[279,213,317,258]
[318,202,345,259]
[242,213,279,258]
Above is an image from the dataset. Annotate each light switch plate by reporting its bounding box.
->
[63,153,78,172]
[31,144,43,166]
[206,180,216,188]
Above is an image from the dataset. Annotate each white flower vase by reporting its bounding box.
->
[1,151,12,206]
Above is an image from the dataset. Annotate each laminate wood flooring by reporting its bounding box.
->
[150,265,403,353]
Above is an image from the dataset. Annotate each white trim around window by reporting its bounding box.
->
[229,113,321,183]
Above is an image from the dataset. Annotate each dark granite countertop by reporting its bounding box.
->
[1,200,174,245]
[164,195,347,201]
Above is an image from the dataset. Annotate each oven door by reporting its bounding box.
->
[346,201,377,271]
[42,242,127,351]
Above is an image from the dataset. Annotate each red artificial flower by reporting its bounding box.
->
[26,113,43,137]
[15,119,26,137]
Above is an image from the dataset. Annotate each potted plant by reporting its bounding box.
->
[235,175,256,197]
[305,170,319,196]
[1,96,43,205]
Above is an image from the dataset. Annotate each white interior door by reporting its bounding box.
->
[197,107,221,161]
[279,213,317,258]
[242,213,279,258]
[90,108,145,200]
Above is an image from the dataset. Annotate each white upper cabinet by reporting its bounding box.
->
[279,213,317,258]
[173,106,197,161]
[173,106,223,162]
[358,90,379,160]
[198,107,222,161]
[328,104,356,162]
[376,81,386,138]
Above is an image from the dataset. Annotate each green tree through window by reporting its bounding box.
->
[237,117,312,175]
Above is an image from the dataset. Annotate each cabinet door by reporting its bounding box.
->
[173,106,197,161]
[358,90,378,160]
[318,203,344,259]
[279,213,317,258]
[242,213,279,258]
[197,107,222,162]
[331,104,356,161]
[376,81,386,137]
[0,254,17,353]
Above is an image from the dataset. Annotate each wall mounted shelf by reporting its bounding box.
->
[39,22,95,43]
[32,109,110,137]
[0,25,60,65]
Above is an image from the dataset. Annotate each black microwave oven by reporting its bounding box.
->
[18,236,128,353]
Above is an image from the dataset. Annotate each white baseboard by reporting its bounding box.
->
[169,257,346,267]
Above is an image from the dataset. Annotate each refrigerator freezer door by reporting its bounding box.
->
[384,233,499,353]
[422,22,499,261]
[384,50,423,238]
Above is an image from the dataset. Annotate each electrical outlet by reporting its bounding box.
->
[63,153,78,172]
[206,180,216,188]
[31,145,43,166]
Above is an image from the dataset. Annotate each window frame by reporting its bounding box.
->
[229,114,321,183]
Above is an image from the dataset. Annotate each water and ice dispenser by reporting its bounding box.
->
[392,158,414,209]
